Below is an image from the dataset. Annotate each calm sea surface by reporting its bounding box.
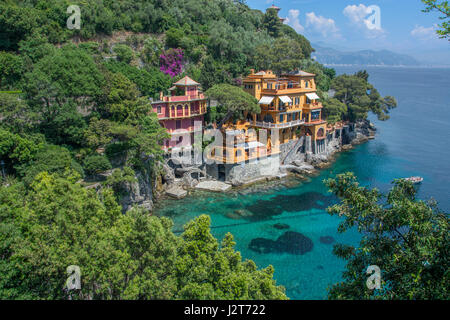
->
[154,66,450,299]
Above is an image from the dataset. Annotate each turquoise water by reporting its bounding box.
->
[154,67,450,299]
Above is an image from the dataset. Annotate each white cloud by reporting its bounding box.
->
[343,4,371,24]
[305,12,340,38]
[411,25,439,40]
[285,9,305,34]
[343,4,385,38]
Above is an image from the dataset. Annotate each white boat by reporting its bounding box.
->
[404,176,423,184]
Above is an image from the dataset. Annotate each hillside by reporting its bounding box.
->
[312,44,421,66]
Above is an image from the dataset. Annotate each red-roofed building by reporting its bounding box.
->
[152,76,207,151]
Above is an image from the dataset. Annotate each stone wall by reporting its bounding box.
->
[220,155,281,186]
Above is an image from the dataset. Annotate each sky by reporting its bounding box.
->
[246,0,449,64]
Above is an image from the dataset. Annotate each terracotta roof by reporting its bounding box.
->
[173,76,200,86]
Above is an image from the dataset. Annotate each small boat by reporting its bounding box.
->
[404,176,423,184]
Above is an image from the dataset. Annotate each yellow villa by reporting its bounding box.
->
[207,69,329,164]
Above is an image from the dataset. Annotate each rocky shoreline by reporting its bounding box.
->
[82,120,376,212]
[154,120,376,203]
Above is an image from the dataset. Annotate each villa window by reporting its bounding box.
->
[157,106,161,114]
[279,114,284,122]
[176,120,181,129]
[305,81,309,88]
[311,111,320,121]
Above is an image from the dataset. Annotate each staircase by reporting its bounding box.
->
[281,137,304,165]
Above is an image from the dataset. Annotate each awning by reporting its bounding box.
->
[258,96,274,105]
[306,93,320,100]
[279,96,292,104]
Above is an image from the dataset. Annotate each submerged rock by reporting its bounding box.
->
[234,209,253,218]
[273,223,290,230]
[225,212,242,220]
[277,231,314,255]
[319,236,335,245]
[248,231,313,255]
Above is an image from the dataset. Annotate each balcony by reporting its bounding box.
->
[252,119,305,129]
[166,126,202,135]
[303,102,322,109]
[162,93,206,103]
[161,106,207,120]
[303,119,326,126]
[207,145,280,164]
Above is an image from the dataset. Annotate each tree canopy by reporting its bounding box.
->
[205,84,260,126]
[325,173,449,299]
[330,71,397,122]
[0,173,287,300]
[421,0,450,39]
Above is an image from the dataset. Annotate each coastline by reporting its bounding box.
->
[153,119,376,204]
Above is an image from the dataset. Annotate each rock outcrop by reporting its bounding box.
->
[195,180,232,192]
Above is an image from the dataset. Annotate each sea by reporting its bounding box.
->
[153,66,450,300]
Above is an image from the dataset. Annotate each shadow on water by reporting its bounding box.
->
[248,231,314,255]
[245,192,336,221]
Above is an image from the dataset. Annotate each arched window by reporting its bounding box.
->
[176,105,183,116]
[317,128,325,137]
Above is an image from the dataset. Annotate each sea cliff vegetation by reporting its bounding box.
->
[4,0,444,300]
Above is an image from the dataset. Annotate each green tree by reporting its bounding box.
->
[113,44,134,64]
[325,173,449,300]
[0,93,39,134]
[23,44,104,122]
[0,174,287,300]
[422,0,450,39]
[322,98,347,124]
[0,52,24,89]
[263,8,283,38]
[175,215,288,300]
[15,144,84,185]
[83,154,112,176]
[205,84,260,126]
[254,38,305,75]
[331,71,397,121]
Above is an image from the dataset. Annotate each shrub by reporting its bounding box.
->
[83,155,112,176]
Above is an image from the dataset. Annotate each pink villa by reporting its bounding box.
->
[151,76,207,151]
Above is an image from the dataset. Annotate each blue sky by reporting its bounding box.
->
[246,0,449,64]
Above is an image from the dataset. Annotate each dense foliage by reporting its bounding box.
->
[328,71,397,122]
[0,0,401,300]
[0,0,306,300]
[325,173,449,299]
[422,0,450,39]
[205,84,259,125]
[0,173,287,299]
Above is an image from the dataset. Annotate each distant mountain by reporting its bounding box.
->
[312,44,421,66]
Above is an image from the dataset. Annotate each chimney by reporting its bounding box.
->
[250,69,255,75]
[159,91,163,100]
